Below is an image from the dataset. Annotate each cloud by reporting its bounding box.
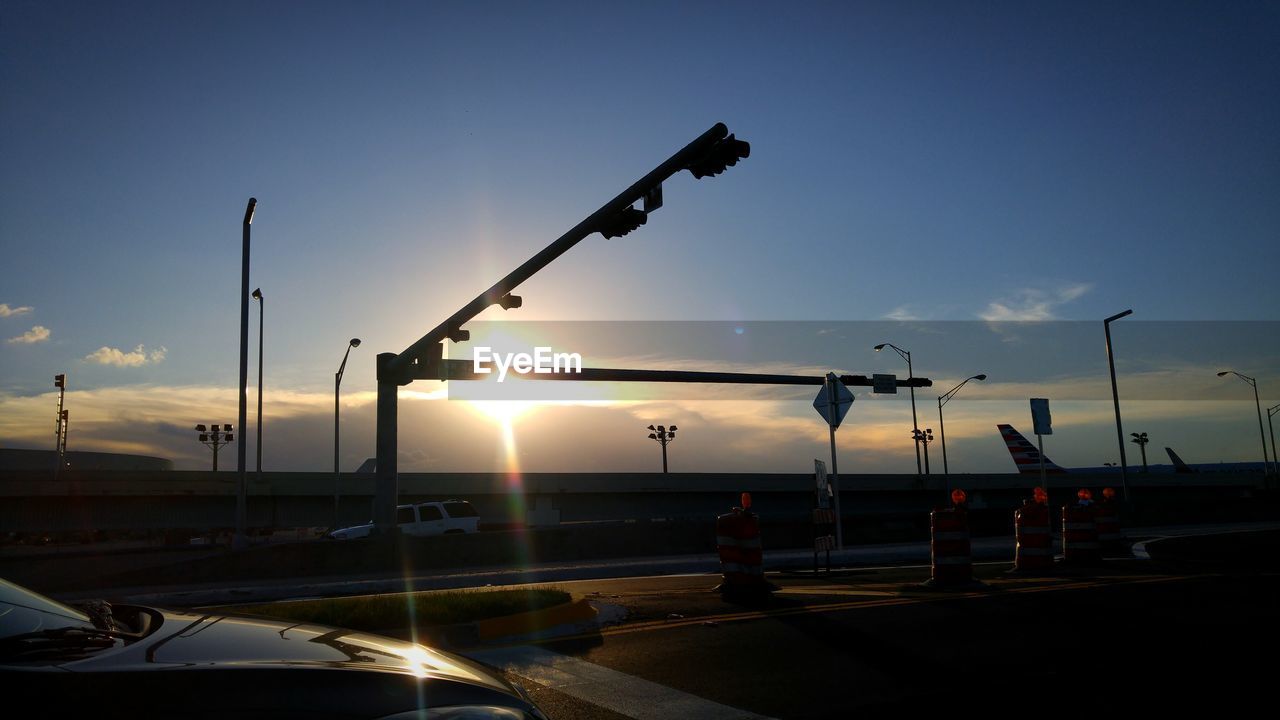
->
[979,283,1092,321]
[7,325,50,344]
[83,344,167,367]
[0,303,33,318]
[883,305,921,321]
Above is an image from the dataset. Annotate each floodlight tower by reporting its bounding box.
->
[196,423,235,471]
[647,424,678,473]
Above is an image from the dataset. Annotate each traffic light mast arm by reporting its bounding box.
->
[423,359,932,388]
[388,122,744,381]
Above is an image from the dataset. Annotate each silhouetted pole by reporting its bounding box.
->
[375,352,399,532]
[876,343,920,476]
[53,373,67,479]
[235,198,256,551]
[1104,309,1132,502]
[937,374,987,484]
[646,424,676,473]
[252,288,263,480]
[1217,371,1271,476]
[1268,404,1279,480]
[1130,432,1149,473]
[334,338,361,527]
[825,374,844,550]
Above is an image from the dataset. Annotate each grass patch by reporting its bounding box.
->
[215,586,572,631]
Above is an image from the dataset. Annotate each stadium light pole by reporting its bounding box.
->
[647,424,677,473]
[252,288,264,482]
[875,343,921,475]
[1104,309,1132,502]
[1217,371,1271,476]
[938,374,986,481]
[1130,432,1149,473]
[235,198,256,551]
[334,338,361,527]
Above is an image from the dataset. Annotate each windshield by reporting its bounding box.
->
[0,577,93,639]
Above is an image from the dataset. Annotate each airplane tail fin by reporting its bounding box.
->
[1165,447,1197,473]
[998,424,1068,474]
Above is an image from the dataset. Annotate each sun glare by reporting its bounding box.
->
[464,400,537,425]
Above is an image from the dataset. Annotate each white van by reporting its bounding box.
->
[327,500,480,540]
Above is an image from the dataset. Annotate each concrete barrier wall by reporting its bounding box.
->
[0,469,1269,534]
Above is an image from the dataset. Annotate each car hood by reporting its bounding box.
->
[68,608,514,693]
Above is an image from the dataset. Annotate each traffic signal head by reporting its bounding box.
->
[54,374,66,388]
[196,424,207,432]
[498,294,522,310]
[599,207,647,239]
[686,133,750,179]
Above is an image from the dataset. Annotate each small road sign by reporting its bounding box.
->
[873,373,897,394]
[813,373,854,428]
[1031,398,1052,435]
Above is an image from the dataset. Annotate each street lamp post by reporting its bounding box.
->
[647,424,677,473]
[252,288,263,482]
[937,374,987,481]
[232,196,254,548]
[1130,432,1149,473]
[875,343,921,475]
[1104,309,1133,502]
[196,423,234,471]
[1217,371,1271,476]
[334,338,361,527]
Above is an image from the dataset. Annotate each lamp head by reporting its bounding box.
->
[1217,371,1229,377]
[251,288,262,301]
[974,374,987,381]
[350,338,361,348]
[874,344,886,351]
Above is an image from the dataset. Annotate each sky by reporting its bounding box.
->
[2,1,1278,474]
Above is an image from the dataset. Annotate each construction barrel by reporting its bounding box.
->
[716,493,769,596]
[1095,489,1123,554]
[1061,491,1101,564]
[929,504,972,587]
[1013,500,1054,572]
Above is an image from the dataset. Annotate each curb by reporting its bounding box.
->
[474,597,598,641]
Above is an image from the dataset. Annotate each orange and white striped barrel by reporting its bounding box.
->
[716,509,765,593]
[1014,503,1053,572]
[930,507,972,585]
[1061,504,1100,564]
[1094,500,1122,552]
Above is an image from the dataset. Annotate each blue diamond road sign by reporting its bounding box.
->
[813,372,854,428]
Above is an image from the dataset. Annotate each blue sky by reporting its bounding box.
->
[2,1,1277,472]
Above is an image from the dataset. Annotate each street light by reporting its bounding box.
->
[195,423,234,471]
[1217,371,1271,475]
[1130,432,1149,473]
[937,374,986,479]
[647,424,677,473]
[875,342,921,475]
[334,338,361,527]
[235,198,256,551]
[912,428,935,475]
[251,288,264,482]
[1104,309,1132,502]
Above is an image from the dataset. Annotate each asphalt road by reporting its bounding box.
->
[465,554,1280,719]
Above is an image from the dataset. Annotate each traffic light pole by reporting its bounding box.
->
[373,123,749,534]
